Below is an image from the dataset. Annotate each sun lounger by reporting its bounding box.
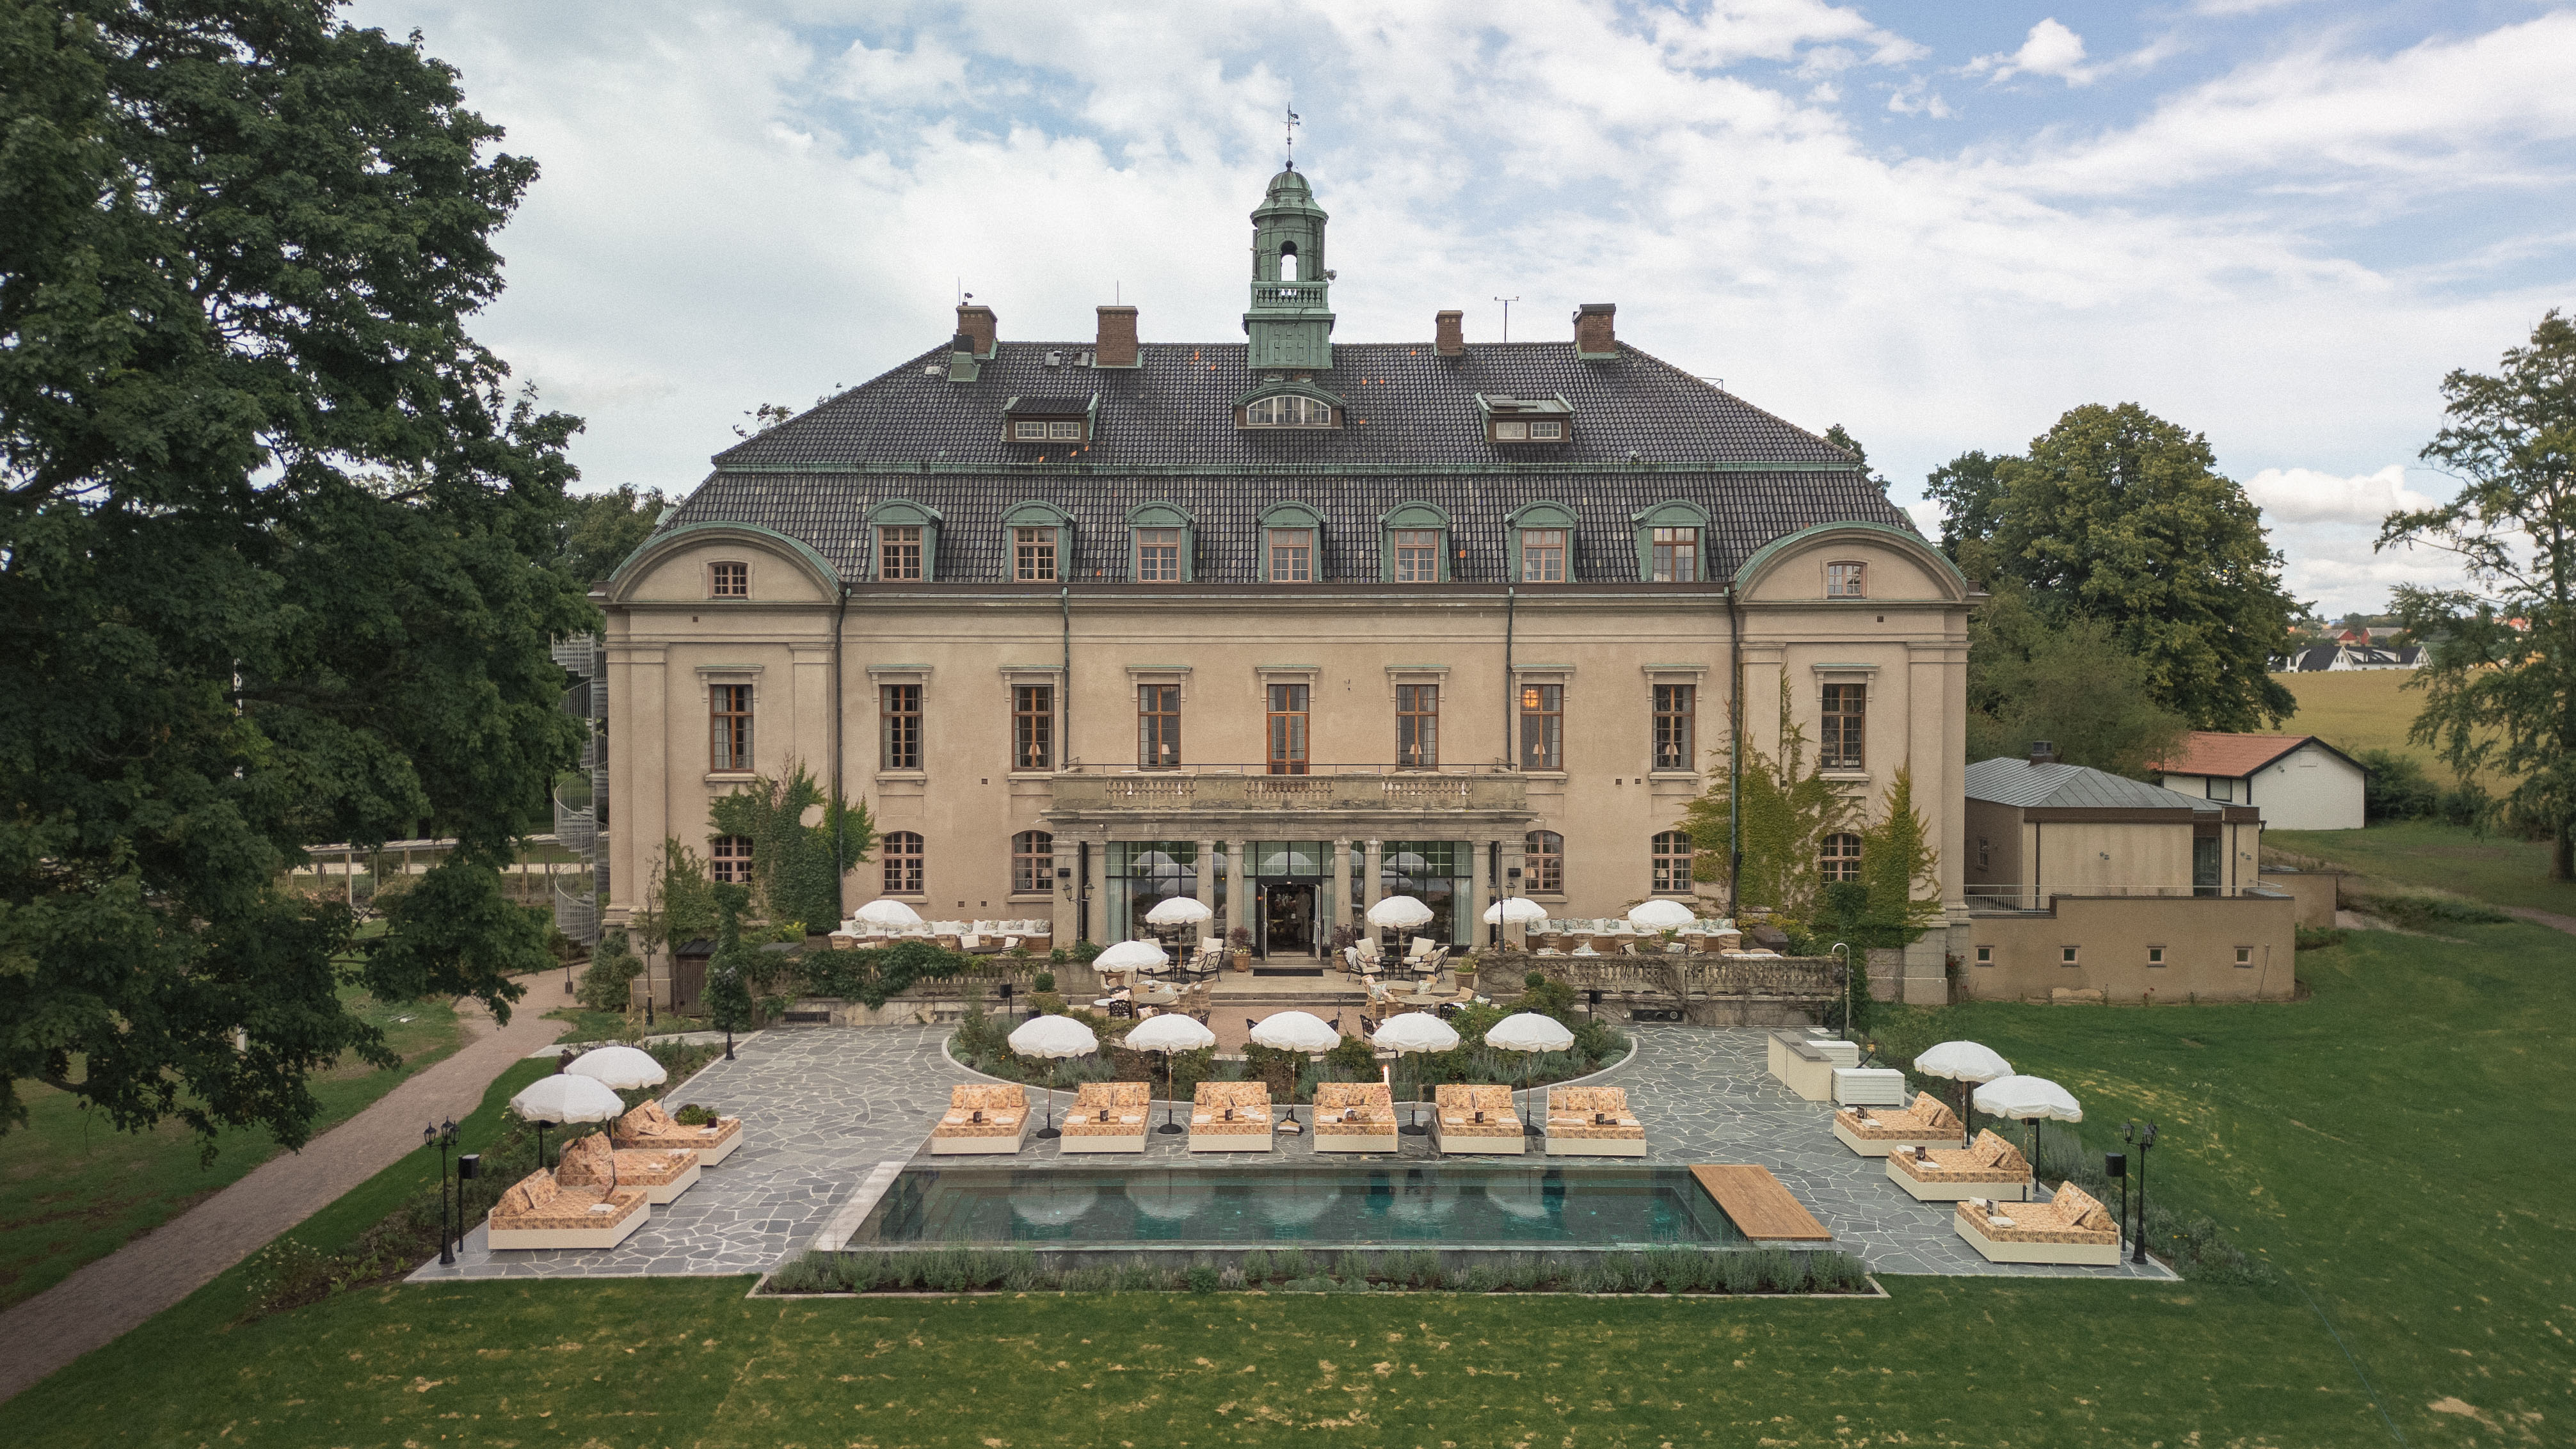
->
[1544,1085,1647,1157]
[930,1084,1029,1155]
[550,1130,701,1205]
[1832,1091,1964,1157]
[1311,1082,1398,1153]
[1431,1084,1525,1155]
[1060,1081,1150,1153]
[1188,1082,1274,1153]
[1955,1183,2122,1265]
[613,1098,742,1165]
[486,1167,648,1250]
[1885,1128,2033,1202]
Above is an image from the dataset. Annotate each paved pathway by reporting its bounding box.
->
[413,1024,2173,1284]
[0,995,568,1404]
[2502,905,2576,936]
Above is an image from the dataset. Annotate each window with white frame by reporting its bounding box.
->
[1134,529,1182,582]
[1012,830,1053,895]
[883,832,924,894]
[1651,830,1694,893]
[1394,530,1441,583]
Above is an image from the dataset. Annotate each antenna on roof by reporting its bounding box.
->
[1284,103,1300,169]
[1494,295,1520,343]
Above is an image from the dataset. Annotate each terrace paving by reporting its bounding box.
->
[408,1023,2175,1284]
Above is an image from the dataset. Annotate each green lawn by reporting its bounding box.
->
[4,919,2568,1445]
[2268,818,2576,916]
[0,987,460,1311]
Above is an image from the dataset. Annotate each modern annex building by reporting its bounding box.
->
[597,166,1974,999]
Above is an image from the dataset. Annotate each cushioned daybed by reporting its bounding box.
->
[1311,1082,1398,1154]
[486,1168,649,1250]
[930,1084,1028,1156]
[1189,1082,1274,1153]
[1544,1085,1647,1157]
[1955,1183,2122,1265]
[1832,1091,1965,1157]
[550,1130,701,1205]
[1060,1081,1149,1153]
[1885,1128,2033,1203]
[614,1098,743,1165]
[1432,1084,1526,1155]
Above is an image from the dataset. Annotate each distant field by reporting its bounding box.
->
[2269,669,2451,781]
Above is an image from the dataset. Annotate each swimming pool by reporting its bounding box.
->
[845,1165,1747,1248]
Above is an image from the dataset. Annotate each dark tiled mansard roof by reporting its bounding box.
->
[666,338,1915,586]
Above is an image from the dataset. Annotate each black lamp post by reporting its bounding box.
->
[2120,1121,2157,1263]
[998,981,1015,1021]
[2104,1150,2127,1256]
[534,1117,557,1171]
[423,1119,459,1265]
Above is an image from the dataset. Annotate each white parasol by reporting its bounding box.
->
[1093,939,1170,974]
[1484,896,1548,924]
[1974,1073,2084,1173]
[851,899,924,929]
[1373,1012,1462,1133]
[1251,1009,1343,1126]
[1916,1040,2015,1146]
[1626,899,1699,929]
[564,1045,666,1090]
[1009,1015,1100,1139]
[1145,896,1213,925]
[1367,895,1434,929]
[1125,1176,1214,1223]
[1011,1185,1098,1228]
[1125,1013,1217,1135]
[510,1074,627,1169]
[1484,1013,1577,1132]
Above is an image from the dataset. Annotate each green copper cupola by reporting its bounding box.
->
[1243,167,1334,371]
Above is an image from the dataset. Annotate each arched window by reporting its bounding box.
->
[1278,244,1300,282]
[1820,832,1863,882]
[1012,831,1054,895]
[883,831,925,895]
[1524,831,1564,894]
[711,835,753,885]
[1651,829,1693,894]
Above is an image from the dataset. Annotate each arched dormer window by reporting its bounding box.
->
[1630,500,1711,583]
[870,499,943,582]
[1002,500,1074,584]
[1380,501,1451,584]
[1126,502,1196,584]
[1506,501,1578,584]
[1258,501,1327,583]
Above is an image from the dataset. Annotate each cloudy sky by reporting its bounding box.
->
[348,0,2576,617]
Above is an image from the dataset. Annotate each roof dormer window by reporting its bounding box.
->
[1004,394,1094,445]
[1478,393,1574,445]
[1245,395,1335,428]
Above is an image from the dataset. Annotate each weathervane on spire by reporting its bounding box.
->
[1284,103,1300,169]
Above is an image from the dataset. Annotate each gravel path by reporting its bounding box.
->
[0,994,568,1404]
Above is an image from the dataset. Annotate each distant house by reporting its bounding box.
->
[2271,644,2420,672]
[1958,744,2292,1002]
[2150,732,2367,831]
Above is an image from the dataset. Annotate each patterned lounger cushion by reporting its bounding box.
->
[1890,1130,2033,1183]
[1311,1082,1395,1134]
[488,1169,647,1231]
[934,1084,1028,1136]
[1546,1085,1645,1139]
[1435,1084,1523,1136]
[1192,1082,1272,1132]
[1836,1092,1962,1138]
[552,1132,697,1187]
[1960,1184,2119,1245]
[614,1099,742,1152]
[1064,1081,1151,1135]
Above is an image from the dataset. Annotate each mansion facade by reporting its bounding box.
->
[598,166,1973,996]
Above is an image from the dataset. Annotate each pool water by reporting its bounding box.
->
[847,1165,1746,1247]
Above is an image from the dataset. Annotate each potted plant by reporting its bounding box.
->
[1228,925,1254,970]
[1454,950,1479,989]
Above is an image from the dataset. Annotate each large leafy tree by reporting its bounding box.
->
[2381,310,2576,876]
[1681,685,1853,920]
[1,3,588,1148]
[1965,588,2190,777]
[557,484,670,586]
[1929,406,2302,731]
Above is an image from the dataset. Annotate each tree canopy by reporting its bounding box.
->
[557,484,671,586]
[1964,588,2190,777]
[1928,404,2302,732]
[1,3,586,1148]
[2381,310,2576,876]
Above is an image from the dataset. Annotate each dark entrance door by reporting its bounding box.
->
[1263,881,1316,956]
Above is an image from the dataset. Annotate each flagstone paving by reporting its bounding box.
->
[410,1023,2175,1283]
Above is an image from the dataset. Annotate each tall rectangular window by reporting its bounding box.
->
[1651,527,1699,583]
[1012,830,1054,894]
[882,832,924,894]
[879,526,924,580]
[1268,529,1313,582]
[1012,685,1054,771]
[1652,685,1694,771]
[1135,529,1181,582]
[1013,527,1057,582]
[1521,529,1565,583]
[1267,684,1309,774]
[1397,684,1439,767]
[1395,530,1441,583]
[1524,830,1564,893]
[1519,684,1563,769]
[1822,683,1866,771]
[710,685,752,772]
[1139,684,1181,767]
[709,561,748,597]
[881,684,922,770]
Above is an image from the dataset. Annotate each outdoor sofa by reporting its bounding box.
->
[550,1128,701,1205]
[930,1084,1029,1155]
[1955,1183,2122,1265]
[613,1098,742,1165]
[1432,1084,1526,1155]
[1188,1082,1274,1152]
[1832,1091,1965,1157]
[486,1167,649,1250]
[1544,1085,1647,1157]
[1311,1082,1398,1153]
[1885,1128,2034,1203]
[1060,1081,1150,1153]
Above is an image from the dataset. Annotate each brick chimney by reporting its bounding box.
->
[956,303,998,360]
[1095,305,1139,369]
[2028,740,2056,765]
[1573,301,1617,358]
[1435,309,1464,357]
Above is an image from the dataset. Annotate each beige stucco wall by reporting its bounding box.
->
[598,522,1974,941]
[1957,893,2297,1002]
[2257,869,2339,930]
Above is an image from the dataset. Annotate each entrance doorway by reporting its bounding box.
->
[1262,881,1317,956]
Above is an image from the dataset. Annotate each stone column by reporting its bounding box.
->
[1194,837,1218,950]
[1363,839,1384,915]
[1501,835,1530,950]
[1050,835,1080,946]
[1331,837,1352,949]
[1464,839,1491,951]
[1228,838,1251,952]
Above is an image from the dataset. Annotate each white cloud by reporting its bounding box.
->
[1965,19,2094,86]
[2243,464,2440,527]
[1903,499,1944,538]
